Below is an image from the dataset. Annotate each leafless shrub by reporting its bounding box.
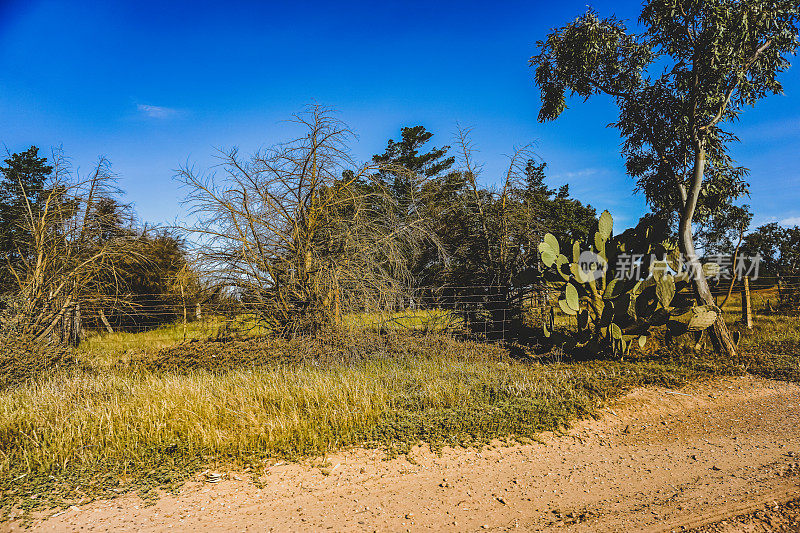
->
[177,105,439,334]
[448,126,545,334]
[1,150,135,344]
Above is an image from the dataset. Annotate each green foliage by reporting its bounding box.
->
[530,1,799,225]
[372,125,456,216]
[538,210,722,355]
[369,126,597,294]
[69,194,196,330]
[0,147,56,290]
[696,204,752,255]
[742,222,800,277]
[435,160,595,298]
[99,229,197,330]
[522,162,597,245]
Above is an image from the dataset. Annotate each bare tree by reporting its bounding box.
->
[2,150,133,345]
[177,105,438,335]
[454,126,541,287]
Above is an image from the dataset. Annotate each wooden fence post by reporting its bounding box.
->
[741,276,753,329]
[181,283,187,342]
[99,308,115,333]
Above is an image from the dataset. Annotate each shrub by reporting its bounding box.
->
[0,330,75,390]
[129,330,508,374]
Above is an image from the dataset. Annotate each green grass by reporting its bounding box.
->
[1,309,798,521]
[78,315,274,367]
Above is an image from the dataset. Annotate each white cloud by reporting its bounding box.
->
[780,216,800,227]
[552,168,602,181]
[137,104,179,119]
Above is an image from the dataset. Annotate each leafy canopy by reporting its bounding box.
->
[0,147,55,267]
[372,125,456,214]
[531,0,799,223]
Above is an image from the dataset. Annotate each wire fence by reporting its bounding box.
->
[710,275,800,313]
[78,276,800,350]
[79,285,541,348]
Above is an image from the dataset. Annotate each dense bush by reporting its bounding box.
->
[0,330,76,390]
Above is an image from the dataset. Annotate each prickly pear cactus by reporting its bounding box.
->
[536,211,721,355]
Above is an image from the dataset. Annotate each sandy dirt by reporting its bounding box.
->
[9,375,800,532]
[690,497,800,532]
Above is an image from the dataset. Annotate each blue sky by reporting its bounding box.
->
[1,0,798,229]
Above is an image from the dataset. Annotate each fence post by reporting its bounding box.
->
[99,308,114,334]
[181,283,188,342]
[741,275,753,329]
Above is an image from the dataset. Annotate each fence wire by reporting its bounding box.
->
[79,285,541,347]
[78,276,800,350]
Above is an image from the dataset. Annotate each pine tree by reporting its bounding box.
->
[372,125,456,215]
[0,147,54,288]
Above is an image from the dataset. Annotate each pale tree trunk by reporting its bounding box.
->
[180,282,187,343]
[680,148,738,358]
[74,301,84,344]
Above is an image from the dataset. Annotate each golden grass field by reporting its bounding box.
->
[1,292,798,520]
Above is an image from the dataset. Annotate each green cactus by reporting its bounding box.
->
[537,210,721,356]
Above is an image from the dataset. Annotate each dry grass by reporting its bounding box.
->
[1,306,798,520]
[78,320,217,367]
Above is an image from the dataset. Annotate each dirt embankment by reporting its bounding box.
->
[10,375,800,532]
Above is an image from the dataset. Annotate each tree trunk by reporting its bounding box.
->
[61,302,82,347]
[181,283,187,343]
[74,301,84,345]
[719,227,745,309]
[679,238,738,357]
[680,147,737,358]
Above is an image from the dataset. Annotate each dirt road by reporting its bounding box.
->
[13,375,800,532]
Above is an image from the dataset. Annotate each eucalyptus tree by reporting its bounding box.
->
[530,0,799,356]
